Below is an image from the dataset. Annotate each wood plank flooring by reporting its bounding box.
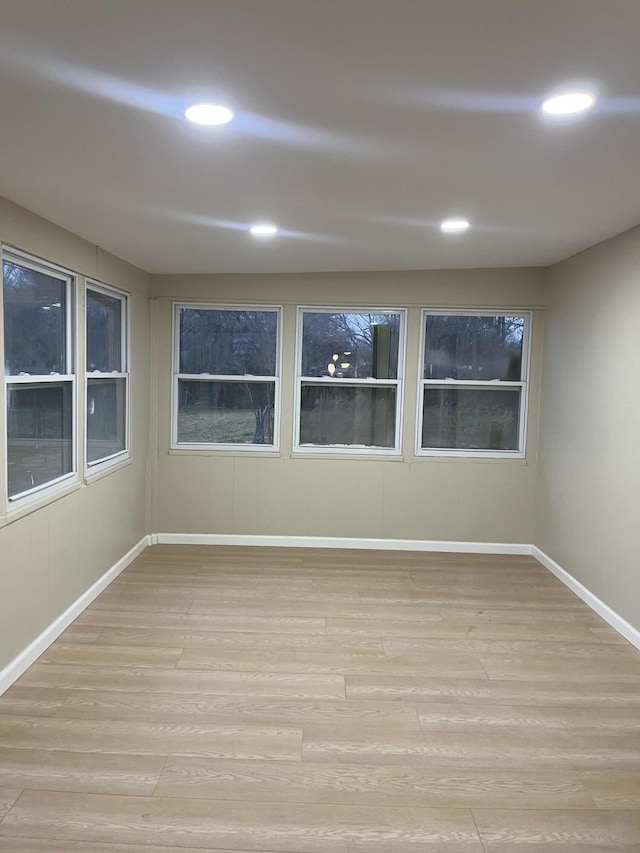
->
[1,544,639,851]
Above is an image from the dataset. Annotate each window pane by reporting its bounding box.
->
[87,378,127,464]
[424,315,524,381]
[87,289,122,372]
[301,312,401,379]
[177,380,275,445]
[179,309,277,376]
[300,384,396,448]
[3,260,67,375]
[422,387,521,451]
[7,383,73,497]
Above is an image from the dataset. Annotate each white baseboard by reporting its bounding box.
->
[0,535,151,696]
[532,546,640,651]
[155,533,532,555]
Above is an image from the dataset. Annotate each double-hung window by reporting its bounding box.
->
[295,308,405,453]
[3,251,76,503]
[418,310,530,457]
[85,281,129,469]
[173,305,281,450]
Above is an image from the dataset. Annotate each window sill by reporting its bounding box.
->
[291,450,404,461]
[411,454,528,464]
[168,447,281,458]
[2,478,82,527]
[84,455,132,484]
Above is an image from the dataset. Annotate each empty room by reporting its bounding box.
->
[0,1,639,850]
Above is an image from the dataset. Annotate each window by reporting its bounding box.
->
[295,308,405,453]
[418,311,530,457]
[3,251,76,502]
[173,305,281,449]
[86,281,129,469]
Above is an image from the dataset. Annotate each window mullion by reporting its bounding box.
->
[7,374,75,384]
[423,379,524,388]
[177,373,276,382]
[87,371,128,379]
[298,376,401,382]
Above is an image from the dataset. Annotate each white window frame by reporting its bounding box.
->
[2,247,77,507]
[294,306,406,456]
[416,309,531,459]
[172,303,282,452]
[85,279,130,473]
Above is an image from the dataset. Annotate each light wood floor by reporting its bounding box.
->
[1,545,640,851]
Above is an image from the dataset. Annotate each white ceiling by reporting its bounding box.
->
[0,0,639,275]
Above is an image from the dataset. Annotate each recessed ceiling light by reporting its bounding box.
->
[440,218,470,233]
[185,103,233,125]
[541,92,595,115]
[250,223,278,237]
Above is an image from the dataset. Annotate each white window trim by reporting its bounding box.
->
[416,309,531,459]
[2,247,78,508]
[171,303,282,452]
[293,306,406,456]
[85,279,130,474]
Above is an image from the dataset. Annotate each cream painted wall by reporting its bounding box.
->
[535,225,640,630]
[151,269,546,544]
[0,198,151,671]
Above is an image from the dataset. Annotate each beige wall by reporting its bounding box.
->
[151,269,546,544]
[0,198,151,671]
[535,225,640,630]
